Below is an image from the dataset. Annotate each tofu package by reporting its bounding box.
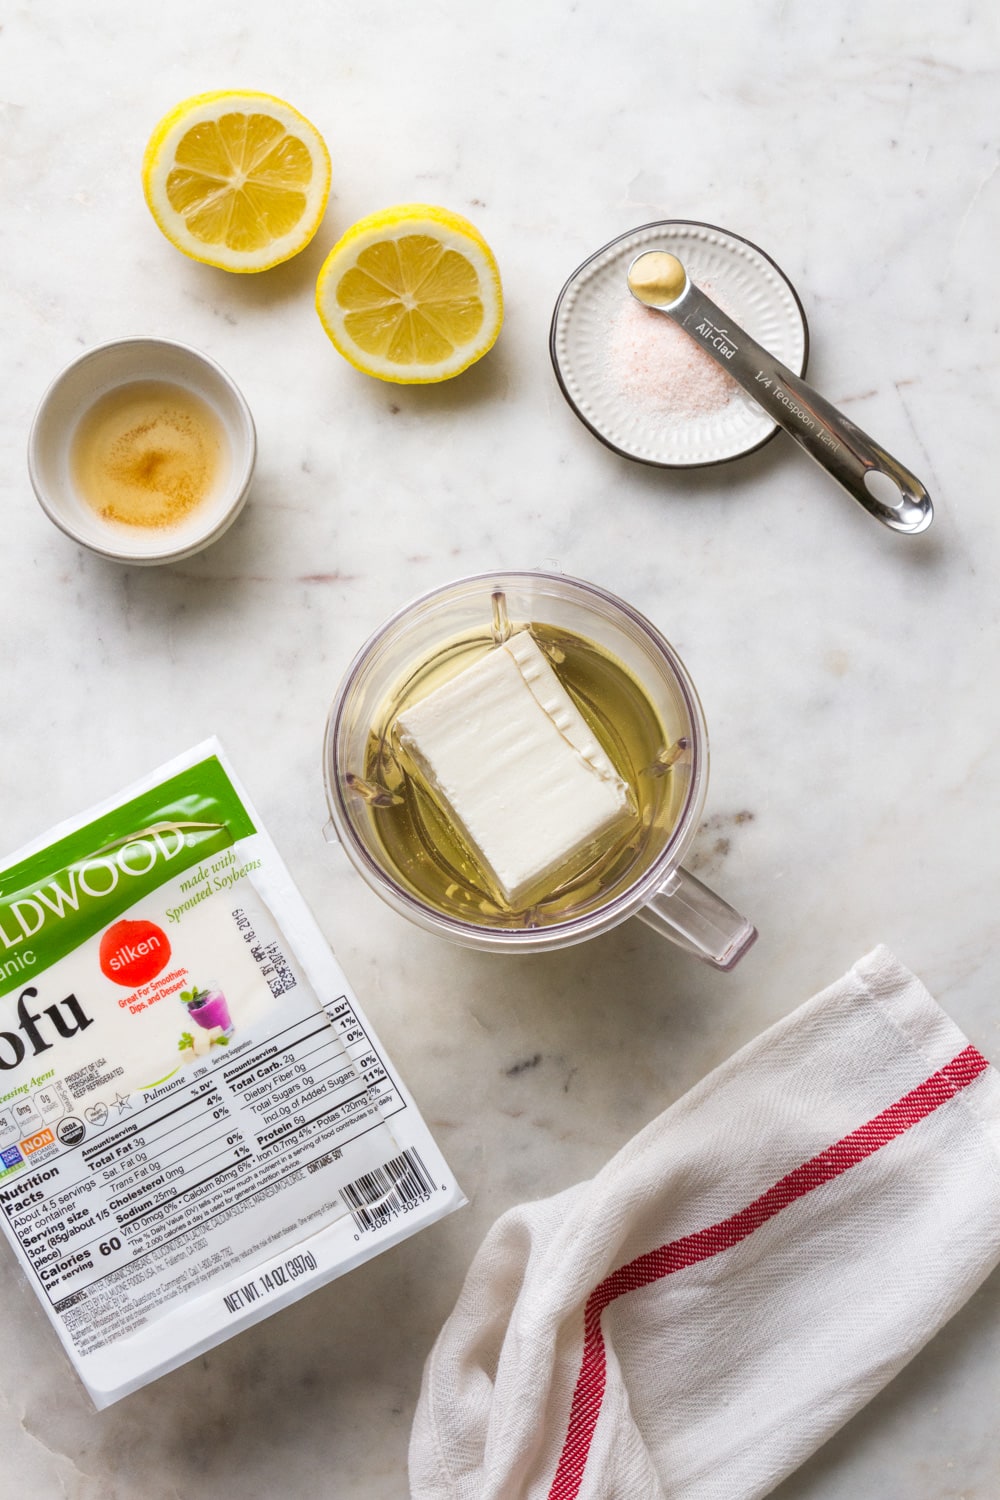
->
[0,739,463,1408]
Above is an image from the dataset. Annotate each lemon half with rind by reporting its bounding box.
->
[315,204,503,383]
[142,91,331,273]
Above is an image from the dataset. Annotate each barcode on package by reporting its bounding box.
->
[341,1148,435,1233]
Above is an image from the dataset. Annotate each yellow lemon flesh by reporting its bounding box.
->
[315,204,503,383]
[142,91,330,273]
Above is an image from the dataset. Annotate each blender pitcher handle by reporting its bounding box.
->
[636,866,757,971]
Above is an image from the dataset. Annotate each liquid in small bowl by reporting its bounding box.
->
[29,337,256,563]
[70,380,230,532]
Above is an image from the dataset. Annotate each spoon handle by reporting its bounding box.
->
[671,283,933,534]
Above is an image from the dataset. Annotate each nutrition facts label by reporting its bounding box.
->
[0,992,407,1355]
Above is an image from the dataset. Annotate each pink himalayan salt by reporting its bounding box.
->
[607,282,741,419]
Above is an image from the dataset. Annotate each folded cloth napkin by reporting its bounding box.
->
[410,947,1000,1500]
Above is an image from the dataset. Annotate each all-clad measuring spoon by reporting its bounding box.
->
[627,251,933,535]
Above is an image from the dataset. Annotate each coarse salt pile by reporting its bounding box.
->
[607,281,742,420]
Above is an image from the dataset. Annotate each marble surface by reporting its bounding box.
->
[2,2,999,1495]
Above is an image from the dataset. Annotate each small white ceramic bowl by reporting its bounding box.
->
[27,337,256,564]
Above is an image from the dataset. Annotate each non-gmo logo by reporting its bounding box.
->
[0,1145,23,1169]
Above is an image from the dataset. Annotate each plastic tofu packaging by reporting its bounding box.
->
[0,739,463,1408]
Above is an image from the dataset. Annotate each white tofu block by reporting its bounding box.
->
[395,630,633,905]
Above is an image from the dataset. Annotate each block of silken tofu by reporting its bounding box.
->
[395,630,633,905]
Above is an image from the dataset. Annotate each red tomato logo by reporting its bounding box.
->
[99,918,171,987]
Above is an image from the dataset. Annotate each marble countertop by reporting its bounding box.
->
[2,2,998,1495]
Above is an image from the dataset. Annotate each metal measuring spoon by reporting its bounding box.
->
[627,251,933,535]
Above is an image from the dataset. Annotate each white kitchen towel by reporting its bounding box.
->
[410,947,1000,1500]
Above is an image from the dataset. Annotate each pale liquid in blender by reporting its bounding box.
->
[357,620,688,928]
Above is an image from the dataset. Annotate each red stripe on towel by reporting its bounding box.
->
[547,1044,989,1500]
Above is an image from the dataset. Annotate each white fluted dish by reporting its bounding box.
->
[550,219,809,468]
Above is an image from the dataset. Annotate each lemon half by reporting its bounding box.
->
[315,204,503,383]
[142,91,331,273]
